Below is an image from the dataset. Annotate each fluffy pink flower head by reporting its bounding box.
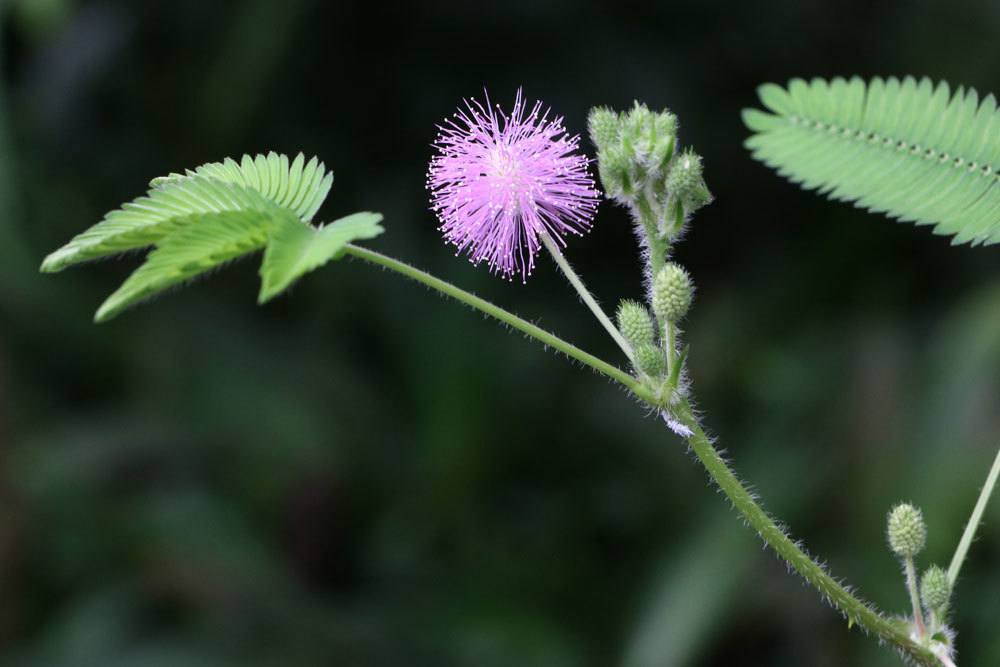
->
[427,89,600,281]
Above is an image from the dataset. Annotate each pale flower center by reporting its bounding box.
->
[488,146,526,213]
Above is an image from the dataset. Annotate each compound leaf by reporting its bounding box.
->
[744,76,1000,245]
[41,153,382,322]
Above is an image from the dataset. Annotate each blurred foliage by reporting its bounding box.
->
[1,1,999,665]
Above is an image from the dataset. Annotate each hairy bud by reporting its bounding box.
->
[598,145,630,199]
[887,503,927,559]
[620,102,677,173]
[621,102,653,148]
[588,107,621,152]
[920,565,951,614]
[652,263,693,324]
[617,299,656,348]
[654,111,678,143]
[666,148,712,212]
[591,102,684,209]
[634,342,666,378]
[649,112,678,172]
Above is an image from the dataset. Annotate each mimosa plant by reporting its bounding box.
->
[40,78,1000,666]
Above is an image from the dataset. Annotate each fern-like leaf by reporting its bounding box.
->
[41,152,334,273]
[744,76,1000,245]
[40,177,280,272]
[94,209,295,322]
[151,152,333,223]
[258,212,384,303]
[41,153,382,321]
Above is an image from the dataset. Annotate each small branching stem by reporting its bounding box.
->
[344,241,939,666]
[663,321,676,379]
[948,446,1000,587]
[539,232,636,365]
[935,648,958,667]
[635,195,668,277]
[905,557,927,638]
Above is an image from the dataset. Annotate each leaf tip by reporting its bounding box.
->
[39,253,62,273]
[256,284,279,305]
[93,301,116,323]
[741,108,779,133]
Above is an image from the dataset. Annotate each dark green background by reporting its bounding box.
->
[1,1,998,665]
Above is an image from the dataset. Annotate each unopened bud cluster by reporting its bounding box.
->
[616,263,694,383]
[594,103,707,407]
[884,502,955,643]
[589,103,711,234]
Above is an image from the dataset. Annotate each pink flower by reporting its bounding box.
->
[427,90,600,281]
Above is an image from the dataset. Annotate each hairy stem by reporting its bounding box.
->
[342,244,653,403]
[935,647,958,667]
[539,232,636,365]
[663,321,676,379]
[669,399,937,665]
[635,195,668,278]
[948,445,1000,586]
[344,242,937,665]
[905,557,927,638]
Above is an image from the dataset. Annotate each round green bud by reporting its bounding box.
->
[652,263,694,324]
[666,149,712,211]
[588,106,621,151]
[634,342,666,378]
[617,299,656,348]
[886,503,927,559]
[920,565,951,613]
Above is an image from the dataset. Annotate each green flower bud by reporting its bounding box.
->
[598,145,631,199]
[588,106,621,152]
[887,503,927,559]
[619,103,679,175]
[654,111,678,141]
[595,103,689,207]
[621,101,653,147]
[666,148,712,212]
[649,112,678,172]
[920,565,951,614]
[634,342,666,377]
[616,299,656,348]
[652,263,693,324]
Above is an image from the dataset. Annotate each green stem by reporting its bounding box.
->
[342,244,654,403]
[948,445,1000,587]
[539,232,636,365]
[344,242,937,665]
[934,647,958,667]
[663,321,676,379]
[636,195,668,277]
[670,400,937,666]
[905,556,927,638]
